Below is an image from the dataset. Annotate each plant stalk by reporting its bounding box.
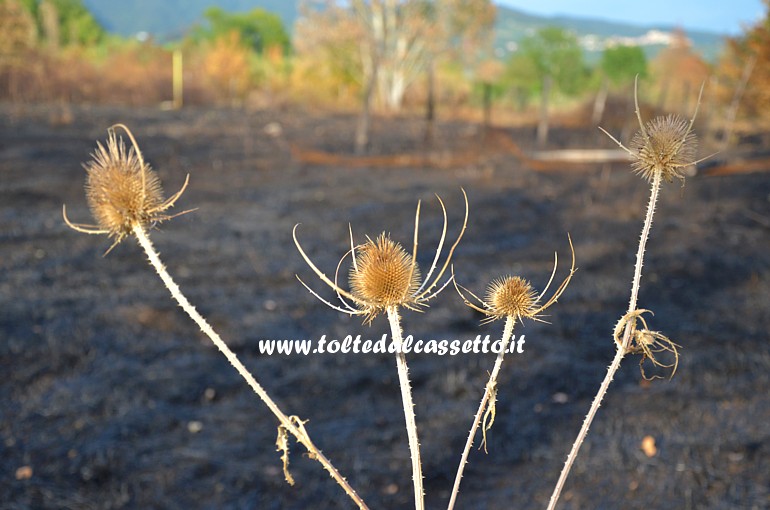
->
[546,171,661,510]
[133,224,369,510]
[448,314,515,510]
[387,306,424,510]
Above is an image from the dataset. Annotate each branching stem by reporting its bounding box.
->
[387,306,424,510]
[547,171,662,510]
[133,225,369,510]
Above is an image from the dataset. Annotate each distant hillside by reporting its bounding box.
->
[83,0,725,62]
[82,0,298,41]
[494,5,726,62]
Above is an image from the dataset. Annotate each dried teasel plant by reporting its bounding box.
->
[447,236,575,510]
[547,79,710,510]
[293,191,469,510]
[63,124,191,254]
[293,192,468,325]
[64,125,368,510]
[614,309,681,380]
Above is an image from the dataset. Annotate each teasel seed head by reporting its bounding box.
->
[485,276,538,321]
[599,76,709,187]
[350,234,421,310]
[293,190,469,325]
[629,114,697,184]
[85,130,165,242]
[454,235,575,325]
[63,124,190,254]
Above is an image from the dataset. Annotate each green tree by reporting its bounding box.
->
[520,26,585,96]
[15,0,38,17]
[503,51,539,110]
[195,7,290,55]
[515,26,586,146]
[592,44,647,123]
[601,45,647,86]
[40,0,105,47]
[3,0,104,48]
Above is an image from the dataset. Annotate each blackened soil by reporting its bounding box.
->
[1,103,769,510]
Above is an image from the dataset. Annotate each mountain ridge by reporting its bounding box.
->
[494,7,725,61]
[82,0,725,61]
[82,0,297,41]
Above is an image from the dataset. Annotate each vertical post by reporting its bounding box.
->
[656,79,669,110]
[591,78,609,125]
[173,49,183,109]
[681,81,691,115]
[537,74,552,148]
[483,82,492,132]
[355,43,377,155]
[424,60,435,145]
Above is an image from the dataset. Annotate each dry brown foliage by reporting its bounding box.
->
[717,1,770,122]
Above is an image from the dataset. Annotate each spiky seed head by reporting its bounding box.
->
[84,131,165,243]
[485,276,537,320]
[630,114,698,183]
[349,233,421,311]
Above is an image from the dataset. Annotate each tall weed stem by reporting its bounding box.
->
[133,225,369,509]
[547,171,661,510]
[447,314,515,510]
[387,306,425,510]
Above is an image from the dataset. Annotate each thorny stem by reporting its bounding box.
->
[547,171,662,510]
[133,225,369,510]
[626,171,661,327]
[387,306,425,510]
[447,315,515,510]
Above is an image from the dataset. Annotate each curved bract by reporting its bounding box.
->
[293,189,469,324]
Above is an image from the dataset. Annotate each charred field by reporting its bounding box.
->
[1,103,769,509]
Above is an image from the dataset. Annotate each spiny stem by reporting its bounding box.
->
[448,315,515,510]
[625,171,661,326]
[387,306,425,510]
[547,171,661,510]
[132,225,369,510]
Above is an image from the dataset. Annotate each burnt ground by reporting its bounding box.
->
[0,102,769,510]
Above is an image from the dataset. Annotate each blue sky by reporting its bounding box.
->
[496,0,766,34]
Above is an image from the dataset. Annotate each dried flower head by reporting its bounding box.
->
[614,309,681,380]
[294,191,468,324]
[455,235,575,325]
[628,114,697,183]
[63,124,190,254]
[600,77,706,186]
[485,276,538,321]
[349,234,422,310]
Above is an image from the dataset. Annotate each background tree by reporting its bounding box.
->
[592,44,647,123]
[194,6,290,55]
[0,0,37,100]
[717,0,769,126]
[188,7,291,105]
[295,0,373,153]
[650,28,709,113]
[294,1,363,101]
[38,0,104,48]
[502,51,539,111]
[475,58,505,130]
[199,31,252,104]
[296,0,495,153]
[420,0,496,141]
[0,0,37,56]
[515,26,586,146]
